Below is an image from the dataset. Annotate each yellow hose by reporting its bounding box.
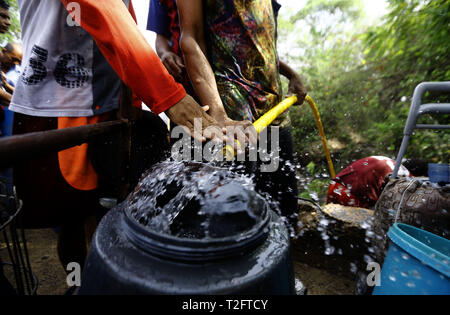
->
[223,96,298,160]
[253,96,299,133]
[224,95,336,179]
[304,96,336,179]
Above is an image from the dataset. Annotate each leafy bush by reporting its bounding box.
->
[280,0,450,173]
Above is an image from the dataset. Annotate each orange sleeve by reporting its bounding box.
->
[128,0,143,109]
[61,0,186,115]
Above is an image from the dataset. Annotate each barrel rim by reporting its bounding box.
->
[388,223,450,278]
[121,202,271,262]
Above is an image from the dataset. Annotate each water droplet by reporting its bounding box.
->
[325,246,335,256]
[363,255,372,264]
[350,263,358,274]
[295,278,306,295]
[412,270,422,280]
[360,221,371,230]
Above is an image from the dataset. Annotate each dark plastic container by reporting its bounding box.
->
[78,200,295,295]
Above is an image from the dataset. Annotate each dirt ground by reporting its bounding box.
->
[1,228,355,295]
[1,228,67,295]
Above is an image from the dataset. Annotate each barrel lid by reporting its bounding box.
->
[124,161,271,262]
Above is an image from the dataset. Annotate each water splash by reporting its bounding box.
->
[127,161,268,240]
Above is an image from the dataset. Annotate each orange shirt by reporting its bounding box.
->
[58,116,105,191]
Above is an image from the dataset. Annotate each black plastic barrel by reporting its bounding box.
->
[78,162,295,295]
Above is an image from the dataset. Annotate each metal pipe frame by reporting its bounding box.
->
[0,120,127,170]
[391,82,450,179]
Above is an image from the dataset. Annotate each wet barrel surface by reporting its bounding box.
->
[79,161,295,295]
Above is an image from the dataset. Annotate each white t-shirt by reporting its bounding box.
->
[10,0,130,117]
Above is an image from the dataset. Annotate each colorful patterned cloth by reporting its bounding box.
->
[204,0,287,126]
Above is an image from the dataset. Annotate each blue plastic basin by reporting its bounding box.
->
[373,223,450,295]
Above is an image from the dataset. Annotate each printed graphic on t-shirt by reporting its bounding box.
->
[22,45,90,89]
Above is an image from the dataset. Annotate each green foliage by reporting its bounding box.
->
[290,0,363,40]
[362,0,450,162]
[282,0,450,174]
[0,0,21,45]
[299,178,330,202]
[306,161,316,174]
[299,158,331,204]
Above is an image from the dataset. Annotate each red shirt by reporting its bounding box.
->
[327,156,411,209]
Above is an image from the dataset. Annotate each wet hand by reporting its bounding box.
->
[212,113,257,154]
[166,94,224,143]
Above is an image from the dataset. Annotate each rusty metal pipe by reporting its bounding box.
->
[0,120,126,169]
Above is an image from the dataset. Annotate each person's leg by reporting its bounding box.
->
[256,126,299,229]
[53,188,99,273]
[57,219,87,271]
[12,114,63,228]
[12,113,100,271]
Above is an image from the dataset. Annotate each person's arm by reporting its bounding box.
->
[3,83,13,93]
[279,60,307,105]
[1,72,14,93]
[2,81,14,94]
[147,0,184,82]
[0,88,11,106]
[177,0,255,145]
[61,0,183,114]
[177,0,226,121]
[61,0,219,141]
[155,34,185,83]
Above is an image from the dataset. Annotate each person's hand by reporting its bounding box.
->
[160,51,185,83]
[166,94,224,143]
[287,74,307,105]
[1,71,6,85]
[210,111,257,154]
[0,86,12,106]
